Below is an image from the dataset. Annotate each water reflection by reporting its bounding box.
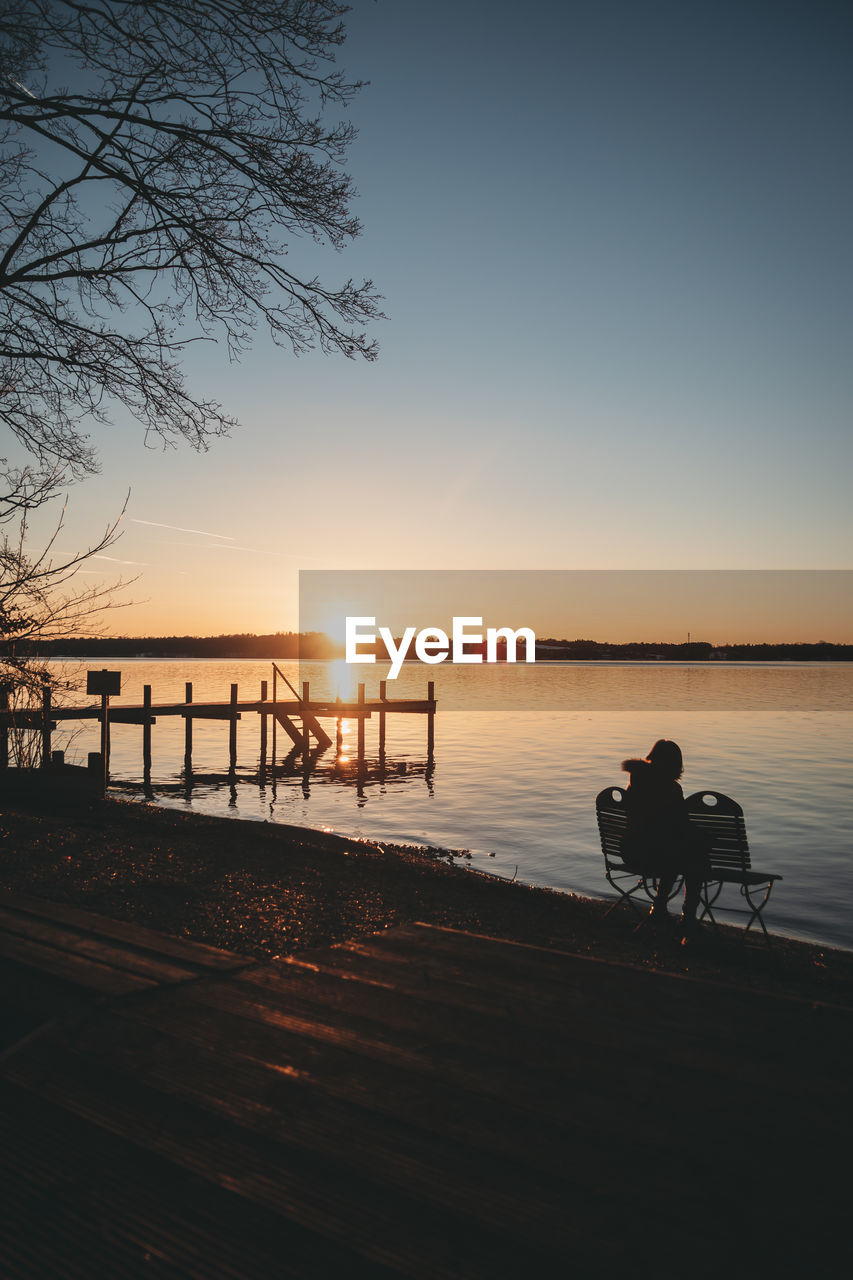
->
[117,729,436,812]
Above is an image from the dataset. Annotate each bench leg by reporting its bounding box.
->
[741,880,778,939]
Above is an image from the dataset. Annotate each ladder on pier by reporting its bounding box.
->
[271,664,332,753]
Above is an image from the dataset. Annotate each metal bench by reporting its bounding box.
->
[594,786,682,918]
[596,785,782,936]
[685,790,782,937]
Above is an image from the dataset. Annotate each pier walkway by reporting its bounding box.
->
[1,894,850,1277]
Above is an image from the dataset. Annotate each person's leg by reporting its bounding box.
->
[679,841,712,937]
[652,872,677,912]
[650,850,680,914]
[681,869,703,920]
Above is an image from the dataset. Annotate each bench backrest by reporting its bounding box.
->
[595,786,629,869]
[685,791,751,873]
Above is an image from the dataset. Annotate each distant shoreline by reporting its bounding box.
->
[37,655,853,666]
[13,636,853,662]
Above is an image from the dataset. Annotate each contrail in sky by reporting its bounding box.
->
[131,518,234,540]
[93,555,149,566]
[208,544,281,556]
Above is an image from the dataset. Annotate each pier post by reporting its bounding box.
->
[229,683,238,773]
[142,684,152,782]
[427,681,435,761]
[260,679,268,772]
[302,681,311,755]
[357,683,365,766]
[301,713,312,796]
[0,684,8,769]
[335,696,343,756]
[378,679,386,773]
[356,683,366,798]
[41,682,52,768]
[184,683,193,779]
[99,691,110,790]
[271,666,277,767]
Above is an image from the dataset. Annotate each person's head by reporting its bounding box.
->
[646,739,683,780]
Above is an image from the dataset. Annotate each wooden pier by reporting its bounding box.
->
[0,667,436,792]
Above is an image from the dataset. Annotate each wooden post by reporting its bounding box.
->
[229,682,238,773]
[378,679,386,764]
[142,684,152,782]
[41,681,52,768]
[357,682,365,766]
[355,683,366,798]
[335,695,343,755]
[302,680,311,755]
[184,682,193,777]
[260,679,268,770]
[100,692,109,790]
[427,680,435,760]
[0,684,8,769]
[271,665,277,767]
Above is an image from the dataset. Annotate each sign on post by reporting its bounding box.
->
[87,670,121,792]
[86,670,122,697]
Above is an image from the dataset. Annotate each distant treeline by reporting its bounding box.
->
[24,632,340,659]
[8,635,852,661]
[535,640,853,661]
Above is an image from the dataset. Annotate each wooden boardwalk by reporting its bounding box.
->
[1,895,851,1278]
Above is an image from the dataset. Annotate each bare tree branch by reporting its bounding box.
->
[0,4,381,716]
[0,0,382,474]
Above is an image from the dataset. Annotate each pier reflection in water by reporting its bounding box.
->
[124,738,436,811]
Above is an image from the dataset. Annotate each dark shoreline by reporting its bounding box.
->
[3,792,853,1009]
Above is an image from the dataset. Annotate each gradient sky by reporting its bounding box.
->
[25,0,853,639]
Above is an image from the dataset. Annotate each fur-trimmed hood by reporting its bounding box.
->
[621,758,651,774]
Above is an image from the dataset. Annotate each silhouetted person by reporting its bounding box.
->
[620,739,711,944]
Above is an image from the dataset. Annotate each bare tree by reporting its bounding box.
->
[0,486,133,763]
[0,0,381,483]
[0,2,380,728]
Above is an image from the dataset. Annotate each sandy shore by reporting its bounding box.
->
[3,790,853,1008]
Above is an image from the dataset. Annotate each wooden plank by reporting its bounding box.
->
[28,1010,608,1259]
[284,941,702,1040]
[112,979,836,1196]
[271,707,304,747]
[2,1043,587,1278]
[0,890,249,971]
[1,1081,395,1280]
[195,967,717,1111]
[34,699,432,723]
[0,906,199,985]
[114,988,653,1180]
[0,930,155,994]
[5,984,845,1276]
[273,939,852,1095]
[2,922,850,1277]
[213,996,813,1140]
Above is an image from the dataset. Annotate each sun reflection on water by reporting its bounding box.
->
[329,659,358,701]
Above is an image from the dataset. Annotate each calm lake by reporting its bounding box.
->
[46,659,853,951]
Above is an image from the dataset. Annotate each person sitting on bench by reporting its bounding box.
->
[620,739,711,944]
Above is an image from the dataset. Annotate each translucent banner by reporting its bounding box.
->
[297,570,853,710]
